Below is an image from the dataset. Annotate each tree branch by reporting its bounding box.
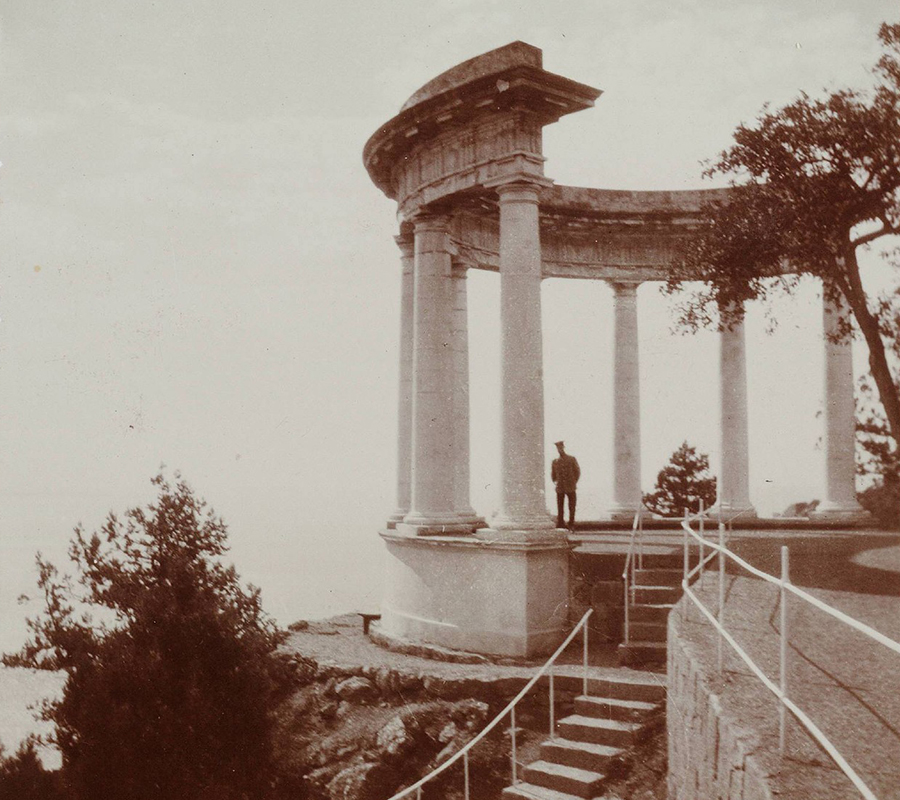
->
[851,225,891,248]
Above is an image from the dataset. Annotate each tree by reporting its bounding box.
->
[0,739,65,800]
[5,474,296,800]
[857,289,900,527]
[668,22,900,452]
[643,442,717,518]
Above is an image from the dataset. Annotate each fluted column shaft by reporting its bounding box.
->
[716,304,756,519]
[401,215,471,534]
[608,281,642,519]
[812,293,867,521]
[388,233,414,527]
[491,179,553,531]
[450,265,482,525]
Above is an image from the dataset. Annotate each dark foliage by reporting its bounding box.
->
[5,474,298,800]
[643,442,717,518]
[0,739,65,800]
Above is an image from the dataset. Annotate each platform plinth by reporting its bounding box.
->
[379,529,571,658]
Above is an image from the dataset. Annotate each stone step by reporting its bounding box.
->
[557,714,641,748]
[633,567,684,586]
[524,760,606,798]
[628,603,674,624]
[586,673,666,703]
[628,621,668,642]
[540,737,625,774]
[618,640,668,668]
[502,781,585,800]
[574,694,658,722]
[632,585,682,605]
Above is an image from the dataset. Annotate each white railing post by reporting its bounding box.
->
[549,664,555,738]
[624,568,630,644]
[583,620,589,696]
[699,499,705,547]
[463,750,470,800]
[630,537,636,602]
[682,516,689,622]
[510,706,518,784]
[697,507,704,586]
[638,508,644,570]
[780,545,789,756]
[417,787,422,800]
[718,521,725,673]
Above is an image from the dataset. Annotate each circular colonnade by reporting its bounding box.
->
[363,42,866,657]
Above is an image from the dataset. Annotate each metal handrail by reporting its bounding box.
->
[622,505,647,644]
[679,513,900,800]
[387,608,594,800]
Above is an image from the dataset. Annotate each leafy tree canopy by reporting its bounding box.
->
[668,22,900,450]
[643,441,717,518]
[5,474,296,800]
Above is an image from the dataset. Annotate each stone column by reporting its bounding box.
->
[482,175,554,533]
[607,281,643,520]
[715,303,756,520]
[450,264,483,527]
[400,215,472,535]
[811,293,868,522]
[387,232,414,528]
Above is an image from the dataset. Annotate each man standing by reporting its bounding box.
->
[551,441,581,530]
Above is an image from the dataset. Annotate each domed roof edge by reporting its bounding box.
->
[399,41,543,112]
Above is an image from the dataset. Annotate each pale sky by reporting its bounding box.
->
[1,0,897,646]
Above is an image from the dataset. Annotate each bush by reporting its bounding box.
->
[5,474,298,800]
[0,739,65,800]
[858,476,900,530]
[643,442,717,518]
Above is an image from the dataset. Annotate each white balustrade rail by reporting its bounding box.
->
[387,608,594,800]
[680,511,900,800]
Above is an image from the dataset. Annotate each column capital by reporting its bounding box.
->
[410,211,451,234]
[484,171,554,202]
[608,280,641,296]
[394,232,414,259]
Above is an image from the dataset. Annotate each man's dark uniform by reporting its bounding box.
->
[551,442,580,529]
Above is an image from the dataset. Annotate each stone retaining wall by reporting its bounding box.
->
[666,608,775,800]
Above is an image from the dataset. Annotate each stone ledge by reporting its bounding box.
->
[369,622,491,665]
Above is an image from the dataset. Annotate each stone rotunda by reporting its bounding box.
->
[363,42,866,658]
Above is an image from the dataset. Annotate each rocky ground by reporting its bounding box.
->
[274,614,667,800]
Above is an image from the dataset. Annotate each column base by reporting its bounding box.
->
[380,529,571,657]
[605,503,642,522]
[490,511,555,532]
[457,509,487,529]
[398,511,476,536]
[809,500,871,525]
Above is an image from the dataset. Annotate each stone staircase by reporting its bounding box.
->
[618,554,687,667]
[502,673,665,800]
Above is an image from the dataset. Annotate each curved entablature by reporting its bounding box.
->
[423,184,732,280]
[364,43,748,281]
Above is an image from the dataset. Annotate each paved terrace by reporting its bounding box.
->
[656,526,900,799]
